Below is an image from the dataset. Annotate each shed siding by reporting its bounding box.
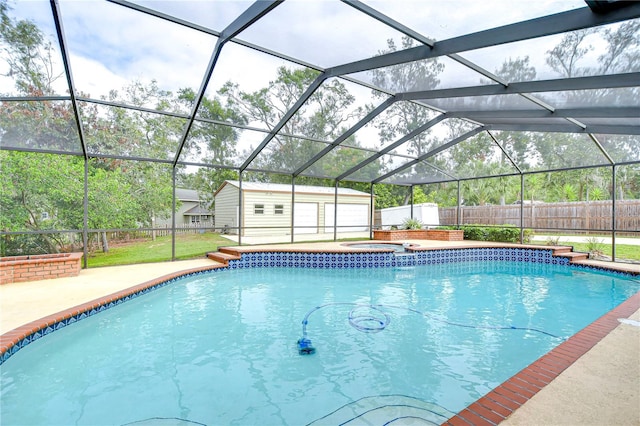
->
[243,191,293,236]
[214,185,239,233]
[214,182,372,236]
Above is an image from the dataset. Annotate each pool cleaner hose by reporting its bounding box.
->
[296,302,564,356]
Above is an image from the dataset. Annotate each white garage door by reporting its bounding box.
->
[324,203,369,233]
[294,202,318,234]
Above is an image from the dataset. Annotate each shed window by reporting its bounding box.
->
[254,204,264,214]
[274,204,284,215]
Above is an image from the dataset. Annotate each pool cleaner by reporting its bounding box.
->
[297,317,316,355]
[296,337,316,355]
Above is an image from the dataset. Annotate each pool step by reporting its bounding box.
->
[206,250,241,265]
[551,246,589,263]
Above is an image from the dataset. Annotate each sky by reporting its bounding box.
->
[2,0,591,99]
[1,0,633,165]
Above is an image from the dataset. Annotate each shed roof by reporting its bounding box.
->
[215,181,370,197]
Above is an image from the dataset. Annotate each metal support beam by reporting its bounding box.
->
[486,122,640,136]
[174,1,281,166]
[449,106,640,120]
[520,174,525,243]
[83,158,89,269]
[370,183,375,238]
[373,127,484,184]
[612,164,617,261]
[588,134,615,164]
[293,97,396,176]
[171,168,177,260]
[410,186,414,218]
[333,182,339,241]
[327,5,640,77]
[50,0,88,159]
[486,131,522,174]
[240,74,326,171]
[337,114,447,181]
[399,73,640,101]
[290,177,295,243]
[342,0,509,87]
[238,173,243,245]
[456,180,461,227]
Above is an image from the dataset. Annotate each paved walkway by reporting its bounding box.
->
[1,241,639,425]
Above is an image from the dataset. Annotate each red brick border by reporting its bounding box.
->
[443,291,640,425]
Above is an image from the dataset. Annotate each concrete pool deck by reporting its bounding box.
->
[1,239,639,425]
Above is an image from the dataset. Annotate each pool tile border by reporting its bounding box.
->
[0,264,226,364]
[1,245,638,424]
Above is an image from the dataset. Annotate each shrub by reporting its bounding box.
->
[437,224,532,243]
[546,236,561,246]
[402,217,423,230]
[462,225,488,241]
[585,237,605,257]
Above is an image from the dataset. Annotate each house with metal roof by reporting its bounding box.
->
[214,181,372,237]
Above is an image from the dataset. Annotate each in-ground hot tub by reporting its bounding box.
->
[344,242,414,252]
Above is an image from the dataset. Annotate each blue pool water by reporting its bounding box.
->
[1,261,639,425]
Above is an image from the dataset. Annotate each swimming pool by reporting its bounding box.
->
[1,248,638,425]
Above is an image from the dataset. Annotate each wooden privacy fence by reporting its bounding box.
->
[439,200,640,233]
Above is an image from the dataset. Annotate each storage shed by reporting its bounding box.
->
[214,181,372,237]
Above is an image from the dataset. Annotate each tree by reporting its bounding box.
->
[546,29,596,78]
[0,5,191,253]
[0,0,61,95]
[220,66,368,180]
[370,36,445,159]
[0,151,83,254]
[365,36,450,206]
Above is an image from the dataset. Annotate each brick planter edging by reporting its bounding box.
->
[373,229,463,241]
[425,230,464,241]
[0,253,83,284]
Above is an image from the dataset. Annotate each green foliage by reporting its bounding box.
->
[438,224,531,243]
[402,217,423,230]
[585,237,605,257]
[570,242,640,262]
[0,0,58,95]
[546,236,561,246]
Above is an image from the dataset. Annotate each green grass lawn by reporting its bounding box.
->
[87,232,237,267]
[530,239,640,262]
[88,232,640,268]
[568,243,640,262]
